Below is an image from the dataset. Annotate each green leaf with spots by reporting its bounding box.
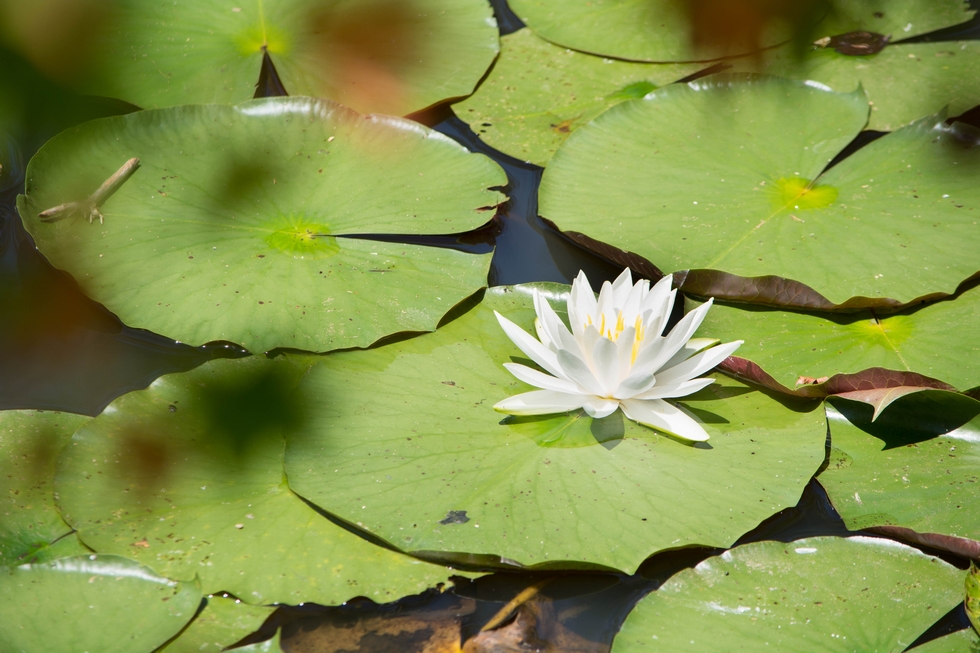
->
[818,400,980,545]
[0,410,89,566]
[696,283,980,391]
[539,74,980,307]
[54,355,464,605]
[75,0,499,117]
[611,536,965,652]
[283,284,826,573]
[160,596,276,653]
[453,30,707,166]
[18,98,504,353]
[737,41,980,132]
[0,554,201,653]
[508,0,972,63]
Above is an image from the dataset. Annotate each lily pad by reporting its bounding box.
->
[0,410,89,566]
[697,282,980,392]
[818,400,980,544]
[913,629,980,653]
[453,29,706,166]
[283,284,826,573]
[19,98,504,353]
[539,74,980,307]
[54,355,463,605]
[611,536,965,652]
[508,0,972,63]
[160,596,276,653]
[0,554,201,653]
[814,0,975,40]
[742,41,980,132]
[77,0,499,116]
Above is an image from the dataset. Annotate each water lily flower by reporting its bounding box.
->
[493,269,742,442]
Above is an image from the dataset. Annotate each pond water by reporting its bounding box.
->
[2,0,980,650]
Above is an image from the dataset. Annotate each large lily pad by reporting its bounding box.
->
[54,355,463,605]
[77,0,499,116]
[160,596,277,653]
[697,283,980,391]
[0,409,89,566]
[19,98,504,353]
[508,0,972,63]
[0,554,201,653]
[611,536,965,652]
[539,74,980,307]
[283,284,826,573]
[453,30,706,166]
[743,41,980,132]
[818,400,980,544]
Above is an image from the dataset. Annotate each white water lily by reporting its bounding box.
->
[493,269,742,442]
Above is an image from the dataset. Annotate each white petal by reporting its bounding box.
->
[656,340,743,385]
[638,275,674,336]
[569,270,597,337]
[534,290,581,356]
[595,279,617,334]
[633,377,715,400]
[533,317,557,352]
[494,390,589,415]
[620,278,649,326]
[557,349,604,396]
[503,363,584,394]
[661,337,721,370]
[620,399,710,442]
[576,324,602,371]
[591,336,621,394]
[583,398,620,419]
[494,311,568,380]
[613,371,657,400]
[609,268,633,307]
[615,325,637,379]
[635,298,714,374]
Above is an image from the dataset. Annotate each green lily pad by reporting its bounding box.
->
[539,74,980,307]
[54,355,463,605]
[283,284,825,573]
[0,554,201,653]
[611,536,965,652]
[160,596,276,653]
[741,41,980,132]
[818,399,980,542]
[509,0,972,63]
[814,0,975,40]
[19,98,504,353]
[453,30,706,166]
[77,0,499,116]
[913,629,980,653]
[0,410,89,566]
[697,283,980,391]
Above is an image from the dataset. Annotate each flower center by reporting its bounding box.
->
[586,311,647,364]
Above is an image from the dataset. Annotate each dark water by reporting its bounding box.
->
[2,1,979,650]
